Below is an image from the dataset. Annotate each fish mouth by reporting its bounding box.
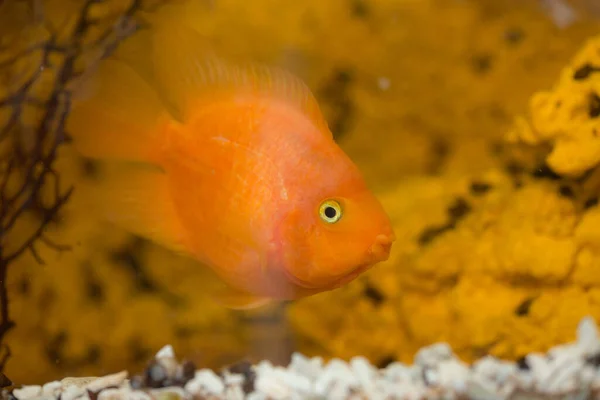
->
[368,233,395,263]
[329,233,396,288]
[282,233,395,291]
[282,261,373,291]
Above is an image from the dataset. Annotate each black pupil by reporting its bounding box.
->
[324,206,337,219]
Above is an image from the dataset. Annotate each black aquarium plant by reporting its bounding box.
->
[0,0,167,384]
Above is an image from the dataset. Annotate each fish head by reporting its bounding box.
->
[277,154,396,291]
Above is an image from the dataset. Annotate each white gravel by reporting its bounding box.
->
[10,316,600,400]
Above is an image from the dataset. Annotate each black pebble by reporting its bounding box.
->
[227,361,256,394]
[228,361,256,394]
[86,390,99,400]
[586,353,600,367]
[180,360,196,384]
[516,355,530,370]
[376,355,396,369]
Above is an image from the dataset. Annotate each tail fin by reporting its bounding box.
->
[67,58,171,165]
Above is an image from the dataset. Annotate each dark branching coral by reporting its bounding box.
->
[0,0,167,382]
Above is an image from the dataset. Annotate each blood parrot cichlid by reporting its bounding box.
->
[68,20,396,310]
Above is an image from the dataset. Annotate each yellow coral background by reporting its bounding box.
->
[4,0,600,385]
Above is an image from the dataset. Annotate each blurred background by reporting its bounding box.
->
[2,0,600,385]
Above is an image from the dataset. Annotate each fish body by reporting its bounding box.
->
[68,20,395,309]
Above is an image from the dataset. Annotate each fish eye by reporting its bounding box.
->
[319,200,342,224]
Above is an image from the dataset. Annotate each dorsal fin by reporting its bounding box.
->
[149,20,331,135]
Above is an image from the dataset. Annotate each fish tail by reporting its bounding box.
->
[67,57,171,165]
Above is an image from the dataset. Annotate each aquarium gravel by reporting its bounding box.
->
[10,316,600,400]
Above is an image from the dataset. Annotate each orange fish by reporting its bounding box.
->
[67,21,395,309]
